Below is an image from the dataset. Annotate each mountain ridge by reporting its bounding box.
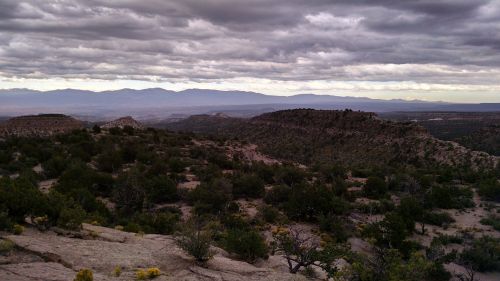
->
[1,88,499,119]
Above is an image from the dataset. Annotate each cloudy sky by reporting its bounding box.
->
[0,0,499,102]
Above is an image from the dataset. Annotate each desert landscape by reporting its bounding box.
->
[2,1,500,280]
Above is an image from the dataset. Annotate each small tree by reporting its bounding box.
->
[272,227,346,277]
[176,220,213,264]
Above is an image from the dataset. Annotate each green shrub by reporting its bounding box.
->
[426,185,474,209]
[423,212,455,227]
[459,236,500,272]
[57,205,86,230]
[188,179,232,215]
[260,205,280,223]
[317,214,349,243]
[264,185,291,206]
[168,157,186,173]
[477,178,500,202]
[13,224,24,235]
[223,229,268,263]
[284,183,349,221]
[0,239,14,255]
[433,234,463,245]
[0,210,13,231]
[128,212,179,234]
[480,215,500,231]
[176,222,213,263]
[364,177,388,199]
[145,176,178,204]
[232,174,265,199]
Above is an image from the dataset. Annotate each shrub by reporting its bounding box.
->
[13,224,24,235]
[423,212,455,227]
[92,125,101,134]
[264,185,291,206]
[317,214,349,243]
[0,211,13,231]
[232,174,265,198]
[112,266,121,277]
[128,212,179,234]
[188,179,232,215]
[260,205,280,223]
[426,185,474,209]
[0,239,14,255]
[459,236,500,272]
[223,229,268,263]
[433,234,463,245]
[42,156,69,178]
[136,269,148,280]
[57,205,86,230]
[146,267,161,278]
[364,177,388,199]
[168,157,186,173]
[145,176,178,204]
[480,215,500,231]
[477,178,500,202]
[74,269,93,281]
[363,212,409,249]
[176,222,213,264]
[284,184,349,221]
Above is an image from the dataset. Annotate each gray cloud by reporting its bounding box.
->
[0,0,499,86]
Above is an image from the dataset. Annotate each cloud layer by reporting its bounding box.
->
[0,0,499,100]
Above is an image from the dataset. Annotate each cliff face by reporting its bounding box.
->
[165,109,498,170]
[0,114,84,137]
[101,116,143,129]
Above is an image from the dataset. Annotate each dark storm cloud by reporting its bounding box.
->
[0,0,499,85]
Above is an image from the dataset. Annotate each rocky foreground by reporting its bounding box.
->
[0,224,306,281]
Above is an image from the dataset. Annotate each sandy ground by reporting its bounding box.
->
[38,179,57,194]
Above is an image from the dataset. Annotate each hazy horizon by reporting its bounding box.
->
[1,1,500,103]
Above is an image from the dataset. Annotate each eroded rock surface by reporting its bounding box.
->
[1,225,307,281]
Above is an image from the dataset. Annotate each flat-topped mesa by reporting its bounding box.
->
[101,116,144,129]
[0,114,84,137]
[165,109,497,170]
[251,109,428,136]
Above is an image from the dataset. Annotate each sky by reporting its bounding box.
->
[0,0,500,102]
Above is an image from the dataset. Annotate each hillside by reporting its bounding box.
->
[165,109,498,170]
[456,125,500,156]
[1,115,500,281]
[101,116,144,129]
[0,114,83,137]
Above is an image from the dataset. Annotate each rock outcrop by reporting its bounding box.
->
[1,224,306,281]
[0,114,83,137]
[101,116,143,130]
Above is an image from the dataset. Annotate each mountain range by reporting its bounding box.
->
[1,88,500,120]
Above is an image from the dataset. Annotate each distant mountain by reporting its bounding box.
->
[165,109,498,170]
[1,88,499,119]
